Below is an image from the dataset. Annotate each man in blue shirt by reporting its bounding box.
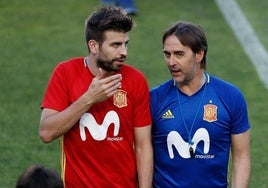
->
[150,21,251,188]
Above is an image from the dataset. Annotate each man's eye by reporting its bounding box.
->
[164,53,170,58]
[113,43,121,48]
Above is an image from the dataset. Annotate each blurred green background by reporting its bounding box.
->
[0,0,267,187]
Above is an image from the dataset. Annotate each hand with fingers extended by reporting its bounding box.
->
[85,68,122,104]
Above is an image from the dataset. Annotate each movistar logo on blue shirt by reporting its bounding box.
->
[167,128,213,159]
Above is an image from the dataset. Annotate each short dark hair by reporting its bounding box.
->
[162,21,208,69]
[16,165,63,188]
[85,6,133,47]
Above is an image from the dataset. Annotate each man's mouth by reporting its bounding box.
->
[170,69,181,74]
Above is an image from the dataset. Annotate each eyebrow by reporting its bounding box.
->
[111,40,129,45]
[163,49,185,54]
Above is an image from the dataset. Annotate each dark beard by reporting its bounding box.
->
[96,58,115,72]
[96,56,126,72]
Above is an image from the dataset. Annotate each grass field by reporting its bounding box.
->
[0,0,267,187]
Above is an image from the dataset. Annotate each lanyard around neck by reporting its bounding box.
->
[175,73,209,146]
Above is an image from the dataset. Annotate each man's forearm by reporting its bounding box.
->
[136,145,153,188]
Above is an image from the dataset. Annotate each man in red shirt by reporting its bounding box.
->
[39,6,153,188]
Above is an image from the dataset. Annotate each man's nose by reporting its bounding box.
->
[168,55,177,66]
[120,45,127,56]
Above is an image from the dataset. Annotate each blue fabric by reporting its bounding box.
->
[100,0,138,14]
[150,74,250,188]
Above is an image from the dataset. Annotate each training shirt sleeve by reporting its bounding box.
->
[229,86,250,134]
[129,70,152,127]
[41,63,69,111]
[131,71,152,127]
[211,77,250,134]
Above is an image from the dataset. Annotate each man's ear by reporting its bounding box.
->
[88,40,99,54]
[196,50,204,63]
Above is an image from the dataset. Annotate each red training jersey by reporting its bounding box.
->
[41,57,152,187]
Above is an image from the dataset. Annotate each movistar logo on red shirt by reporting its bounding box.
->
[79,110,123,141]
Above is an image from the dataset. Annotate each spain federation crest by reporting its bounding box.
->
[203,104,217,122]
[113,89,127,108]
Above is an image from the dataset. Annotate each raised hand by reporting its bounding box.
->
[85,68,122,103]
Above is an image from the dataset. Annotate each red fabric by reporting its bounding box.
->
[41,57,151,187]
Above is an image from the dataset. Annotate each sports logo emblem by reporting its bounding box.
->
[80,111,120,141]
[203,104,217,122]
[113,89,127,108]
[167,128,210,159]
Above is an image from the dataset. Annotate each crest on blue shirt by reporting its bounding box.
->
[113,89,127,108]
[203,104,217,122]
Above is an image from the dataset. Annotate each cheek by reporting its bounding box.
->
[99,49,111,59]
[164,57,169,64]
[187,63,199,75]
[104,49,118,58]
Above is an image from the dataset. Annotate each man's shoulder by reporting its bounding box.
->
[151,79,174,93]
[54,57,85,73]
[209,74,243,97]
[57,57,84,68]
[209,74,239,90]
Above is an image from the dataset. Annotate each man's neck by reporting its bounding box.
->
[178,71,206,96]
